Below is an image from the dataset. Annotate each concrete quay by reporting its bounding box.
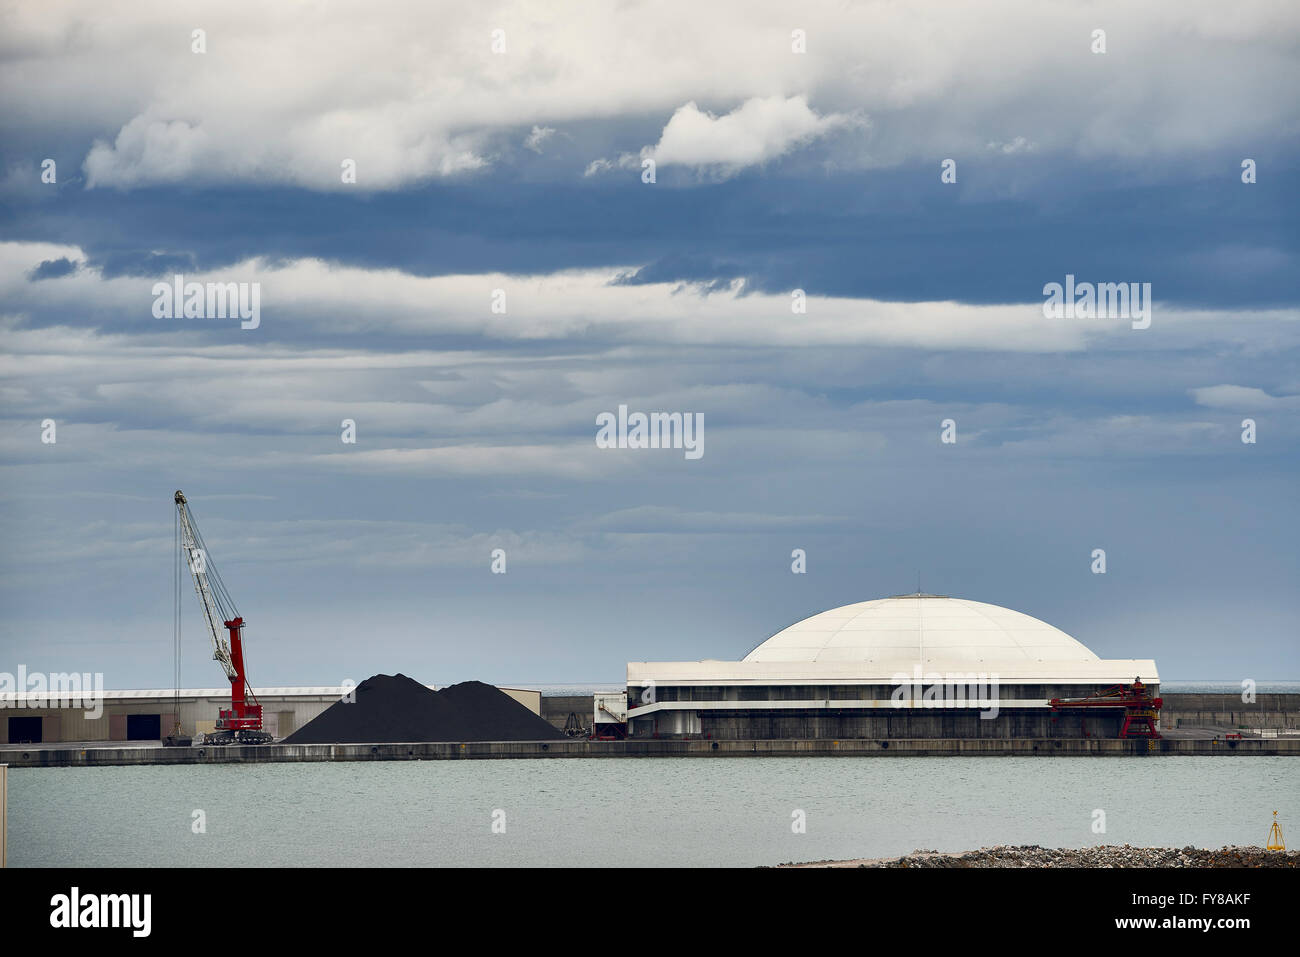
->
[1160,692,1299,731]
[2,735,1297,768]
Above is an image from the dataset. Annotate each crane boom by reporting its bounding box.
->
[176,492,237,680]
[174,490,270,744]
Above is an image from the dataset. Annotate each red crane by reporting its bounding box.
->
[1049,677,1162,739]
[175,490,272,745]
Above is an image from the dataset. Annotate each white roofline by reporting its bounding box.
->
[627,659,1159,685]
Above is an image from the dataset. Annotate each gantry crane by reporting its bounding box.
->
[175,490,272,744]
[1048,677,1162,739]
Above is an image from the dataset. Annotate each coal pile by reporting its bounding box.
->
[284,674,566,744]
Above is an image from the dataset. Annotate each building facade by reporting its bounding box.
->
[0,685,542,745]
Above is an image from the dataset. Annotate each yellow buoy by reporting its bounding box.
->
[1266,811,1286,851]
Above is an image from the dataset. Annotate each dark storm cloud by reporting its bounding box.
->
[4,151,1298,311]
[27,256,78,280]
[93,249,197,279]
[610,253,747,292]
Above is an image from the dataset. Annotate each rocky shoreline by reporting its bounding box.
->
[783,844,1299,868]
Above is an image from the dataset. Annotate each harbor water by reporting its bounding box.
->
[8,755,1297,867]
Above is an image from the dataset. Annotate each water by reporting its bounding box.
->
[8,756,1296,867]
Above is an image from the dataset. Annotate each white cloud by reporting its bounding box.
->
[5,242,1297,361]
[644,96,855,173]
[985,136,1037,155]
[83,117,212,188]
[1190,384,1300,411]
[583,153,640,177]
[4,240,1297,487]
[523,125,556,153]
[1,1,1294,190]
[82,108,488,190]
[0,241,1091,352]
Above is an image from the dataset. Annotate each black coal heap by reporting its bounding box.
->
[283,673,565,744]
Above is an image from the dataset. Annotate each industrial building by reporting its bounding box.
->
[0,685,542,745]
[626,594,1160,739]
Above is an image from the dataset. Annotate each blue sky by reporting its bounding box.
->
[1,1,1297,690]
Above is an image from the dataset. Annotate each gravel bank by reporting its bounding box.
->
[783,844,1299,868]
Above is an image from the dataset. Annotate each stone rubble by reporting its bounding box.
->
[784,844,1299,868]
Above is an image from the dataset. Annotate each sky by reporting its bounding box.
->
[1,1,1297,691]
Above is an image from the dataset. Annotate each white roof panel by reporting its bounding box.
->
[742,595,1102,665]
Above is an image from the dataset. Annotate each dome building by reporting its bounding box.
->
[625,594,1158,739]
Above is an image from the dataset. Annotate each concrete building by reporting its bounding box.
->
[626,594,1159,739]
[0,685,542,744]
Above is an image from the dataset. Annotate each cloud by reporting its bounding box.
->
[28,257,78,280]
[583,154,640,177]
[986,136,1038,155]
[304,444,625,480]
[5,242,1297,359]
[3,1,1295,191]
[610,254,747,290]
[644,96,856,173]
[83,111,487,190]
[587,506,843,533]
[83,117,212,189]
[3,239,1296,497]
[0,242,1093,351]
[0,512,591,571]
[1190,384,1300,411]
[95,249,196,279]
[524,125,556,153]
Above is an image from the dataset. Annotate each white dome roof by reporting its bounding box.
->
[743,595,1099,666]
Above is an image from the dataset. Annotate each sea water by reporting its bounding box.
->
[8,756,1296,867]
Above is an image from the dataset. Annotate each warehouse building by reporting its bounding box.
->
[0,685,542,745]
[626,594,1158,739]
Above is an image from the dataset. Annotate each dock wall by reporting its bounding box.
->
[1160,693,1299,730]
[1,735,1296,768]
